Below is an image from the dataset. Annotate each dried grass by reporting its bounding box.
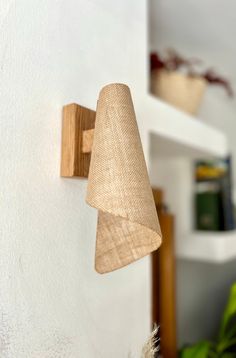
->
[141,325,160,358]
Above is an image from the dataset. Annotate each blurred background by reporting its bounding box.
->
[149,1,236,356]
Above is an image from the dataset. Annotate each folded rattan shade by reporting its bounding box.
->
[86,83,162,273]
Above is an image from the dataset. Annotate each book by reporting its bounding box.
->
[195,156,235,231]
[219,156,235,230]
[195,183,223,231]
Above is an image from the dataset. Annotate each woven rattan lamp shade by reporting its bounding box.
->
[86,83,162,273]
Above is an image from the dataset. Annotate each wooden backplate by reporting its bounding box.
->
[60,103,96,178]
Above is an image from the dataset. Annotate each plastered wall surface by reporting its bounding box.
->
[0,1,151,356]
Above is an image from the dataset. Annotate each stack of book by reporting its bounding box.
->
[195,156,235,231]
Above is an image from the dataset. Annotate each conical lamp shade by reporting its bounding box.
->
[86,83,162,273]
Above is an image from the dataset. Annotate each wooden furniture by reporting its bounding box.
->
[152,188,177,358]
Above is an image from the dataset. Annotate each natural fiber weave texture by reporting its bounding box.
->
[86,83,162,273]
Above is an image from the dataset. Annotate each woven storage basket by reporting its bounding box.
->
[151,69,207,115]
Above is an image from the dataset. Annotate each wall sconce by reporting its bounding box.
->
[61,83,162,273]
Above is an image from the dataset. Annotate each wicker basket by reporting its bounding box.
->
[151,69,207,115]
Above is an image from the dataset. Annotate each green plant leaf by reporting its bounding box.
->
[180,341,211,358]
[220,354,236,358]
[217,337,236,353]
[219,283,236,339]
[223,324,236,340]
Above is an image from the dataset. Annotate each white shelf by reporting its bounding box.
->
[136,94,228,159]
[177,231,236,263]
[136,94,233,264]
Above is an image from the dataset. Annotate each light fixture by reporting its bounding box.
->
[61,83,162,273]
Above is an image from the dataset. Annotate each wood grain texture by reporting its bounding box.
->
[82,129,95,153]
[152,188,177,358]
[60,104,96,178]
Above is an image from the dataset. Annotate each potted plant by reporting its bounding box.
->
[180,282,236,357]
[150,49,233,115]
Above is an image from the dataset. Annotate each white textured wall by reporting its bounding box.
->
[0,1,151,356]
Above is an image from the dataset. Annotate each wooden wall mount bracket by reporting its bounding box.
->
[60,103,96,178]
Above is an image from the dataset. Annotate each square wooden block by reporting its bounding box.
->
[60,103,96,178]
